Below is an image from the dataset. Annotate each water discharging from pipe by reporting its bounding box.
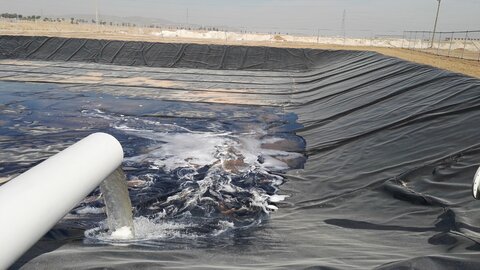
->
[100,166,135,239]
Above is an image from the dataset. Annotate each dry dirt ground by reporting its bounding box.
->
[1,21,479,78]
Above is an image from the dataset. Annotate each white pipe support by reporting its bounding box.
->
[0,132,124,269]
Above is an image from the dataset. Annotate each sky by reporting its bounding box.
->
[1,0,479,37]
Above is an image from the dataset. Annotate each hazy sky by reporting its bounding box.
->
[1,0,479,36]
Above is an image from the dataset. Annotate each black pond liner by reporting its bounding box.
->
[1,35,480,269]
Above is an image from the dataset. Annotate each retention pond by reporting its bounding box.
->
[1,36,480,269]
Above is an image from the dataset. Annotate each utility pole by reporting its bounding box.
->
[431,0,441,48]
[341,9,346,44]
[95,0,99,28]
[186,8,189,26]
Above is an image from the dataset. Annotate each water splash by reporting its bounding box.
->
[77,107,306,243]
[100,166,135,239]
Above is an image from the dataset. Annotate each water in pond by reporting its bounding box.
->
[0,80,306,248]
[2,45,480,269]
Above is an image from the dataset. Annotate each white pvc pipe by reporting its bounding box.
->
[0,132,123,269]
[473,166,480,199]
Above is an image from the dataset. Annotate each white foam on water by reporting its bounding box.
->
[269,194,289,203]
[83,111,303,242]
[120,124,297,174]
[85,216,192,242]
[155,132,231,171]
[76,206,104,215]
[110,226,134,240]
[130,217,190,240]
[212,220,235,236]
[83,110,300,175]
